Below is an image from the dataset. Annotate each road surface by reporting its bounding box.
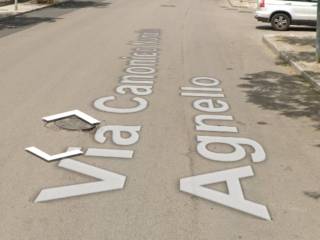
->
[0,0,319,239]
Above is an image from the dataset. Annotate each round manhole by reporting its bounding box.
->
[54,116,96,131]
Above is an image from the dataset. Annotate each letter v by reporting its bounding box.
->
[35,158,126,202]
[180,166,271,220]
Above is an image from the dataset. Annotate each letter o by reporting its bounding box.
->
[126,67,156,75]
[192,77,220,86]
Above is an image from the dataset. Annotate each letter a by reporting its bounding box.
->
[180,166,271,220]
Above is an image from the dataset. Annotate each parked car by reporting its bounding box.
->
[255,0,317,30]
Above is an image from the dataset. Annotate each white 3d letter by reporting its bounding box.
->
[42,110,100,125]
[25,147,83,162]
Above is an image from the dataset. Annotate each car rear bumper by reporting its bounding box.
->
[255,10,270,22]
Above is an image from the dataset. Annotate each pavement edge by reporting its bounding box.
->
[0,0,69,20]
[263,34,320,91]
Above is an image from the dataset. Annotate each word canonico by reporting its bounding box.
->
[94,29,161,113]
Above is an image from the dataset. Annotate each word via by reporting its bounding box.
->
[179,76,271,221]
[35,148,127,202]
[27,29,162,202]
[27,111,142,202]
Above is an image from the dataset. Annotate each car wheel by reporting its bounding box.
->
[271,13,290,31]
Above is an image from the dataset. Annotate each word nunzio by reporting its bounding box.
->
[179,76,271,221]
[94,29,161,113]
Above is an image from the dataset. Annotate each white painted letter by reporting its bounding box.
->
[94,96,148,113]
[180,166,271,220]
[193,99,229,113]
[126,67,156,74]
[191,77,220,86]
[197,136,266,163]
[85,148,133,159]
[116,85,153,96]
[121,74,155,84]
[35,152,126,202]
[195,115,238,133]
[133,52,158,57]
[129,59,156,66]
[95,125,141,145]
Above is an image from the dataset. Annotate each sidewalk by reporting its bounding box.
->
[0,1,50,18]
[263,33,320,90]
[228,0,256,9]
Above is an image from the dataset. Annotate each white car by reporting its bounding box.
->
[255,0,317,30]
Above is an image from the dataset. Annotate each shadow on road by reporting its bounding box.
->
[256,25,316,32]
[287,51,315,63]
[239,71,320,129]
[0,16,57,30]
[276,35,315,47]
[273,35,316,63]
[0,1,111,37]
[53,1,111,9]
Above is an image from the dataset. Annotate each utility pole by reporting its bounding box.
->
[317,0,320,62]
[14,0,18,11]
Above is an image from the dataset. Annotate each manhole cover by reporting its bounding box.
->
[54,116,96,131]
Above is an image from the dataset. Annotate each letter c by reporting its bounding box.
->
[94,96,148,113]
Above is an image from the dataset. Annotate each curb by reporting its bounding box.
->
[263,35,320,90]
[0,4,52,20]
[0,0,68,20]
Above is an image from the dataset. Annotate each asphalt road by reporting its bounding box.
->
[1,0,320,239]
